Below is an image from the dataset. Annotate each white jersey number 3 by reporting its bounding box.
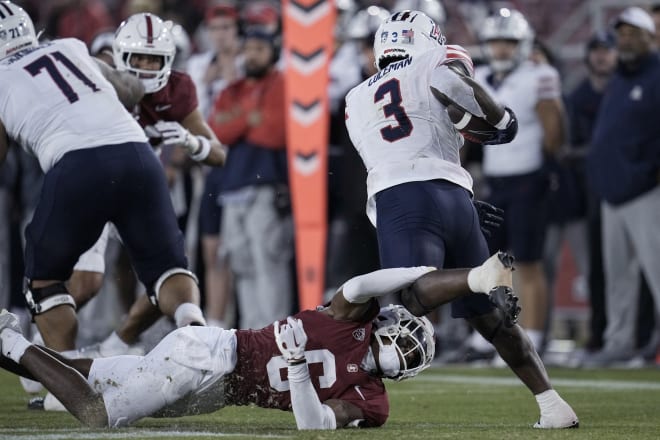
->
[374,78,412,142]
[266,349,337,392]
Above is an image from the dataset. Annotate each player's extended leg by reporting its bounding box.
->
[401,252,520,326]
[115,294,163,345]
[112,143,205,328]
[0,310,107,427]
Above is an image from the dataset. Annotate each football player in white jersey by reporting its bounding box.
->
[0,1,208,365]
[22,12,231,360]
[344,10,576,428]
[1,252,521,429]
[474,8,565,353]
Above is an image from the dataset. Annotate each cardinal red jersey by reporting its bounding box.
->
[136,70,198,127]
[225,308,389,427]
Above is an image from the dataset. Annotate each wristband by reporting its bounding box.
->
[189,136,211,162]
[453,112,473,130]
[494,110,511,130]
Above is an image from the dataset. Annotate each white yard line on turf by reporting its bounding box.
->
[0,430,292,440]
[412,374,660,390]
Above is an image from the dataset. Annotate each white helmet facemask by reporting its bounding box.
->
[373,9,445,71]
[479,8,534,73]
[113,13,176,93]
[0,1,38,61]
[370,304,435,381]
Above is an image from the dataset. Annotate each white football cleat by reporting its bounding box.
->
[533,398,579,429]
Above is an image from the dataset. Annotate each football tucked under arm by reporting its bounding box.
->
[430,65,518,145]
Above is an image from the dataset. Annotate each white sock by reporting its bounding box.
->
[1,329,32,363]
[100,331,129,352]
[535,389,561,415]
[526,329,544,351]
[174,303,206,327]
[467,253,510,293]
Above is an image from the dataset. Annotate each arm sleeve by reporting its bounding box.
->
[429,65,487,118]
[341,267,436,304]
[288,363,338,430]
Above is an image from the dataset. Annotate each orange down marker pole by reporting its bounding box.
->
[282,0,335,310]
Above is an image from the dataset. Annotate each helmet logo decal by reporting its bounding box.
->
[0,3,15,19]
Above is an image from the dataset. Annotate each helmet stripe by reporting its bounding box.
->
[145,14,153,44]
[0,3,14,17]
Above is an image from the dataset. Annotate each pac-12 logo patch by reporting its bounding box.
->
[347,364,358,373]
[352,328,365,341]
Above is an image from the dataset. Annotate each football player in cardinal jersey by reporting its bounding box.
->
[18,12,228,355]
[1,252,523,429]
[344,10,576,429]
[0,0,209,372]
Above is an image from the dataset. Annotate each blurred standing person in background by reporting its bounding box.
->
[325,5,389,297]
[187,3,243,329]
[187,3,242,120]
[43,0,113,45]
[564,32,617,353]
[470,9,564,358]
[208,30,293,330]
[585,7,660,367]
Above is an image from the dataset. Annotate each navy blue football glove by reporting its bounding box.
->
[483,107,518,146]
[474,200,504,237]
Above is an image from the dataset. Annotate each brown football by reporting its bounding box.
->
[446,103,498,144]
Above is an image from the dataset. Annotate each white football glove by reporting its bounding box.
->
[154,120,200,154]
[274,316,307,364]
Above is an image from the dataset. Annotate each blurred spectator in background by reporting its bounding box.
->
[324,5,388,298]
[585,7,660,367]
[241,0,280,34]
[470,9,564,358]
[187,3,242,119]
[0,149,18,311]
[186,3,242,330]
[44,0,113,45]
[651,4,660,48]
[208,30,293,329]
[564,31,617,353]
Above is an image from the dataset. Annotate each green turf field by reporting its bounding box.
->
[1,366,659,440]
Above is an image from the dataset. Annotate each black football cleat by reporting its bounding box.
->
[488,286,521,327]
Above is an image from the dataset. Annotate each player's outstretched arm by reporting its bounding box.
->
[93,58,145,109]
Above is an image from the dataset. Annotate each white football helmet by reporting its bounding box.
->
[373,9,445,71]
[479,8,534,73]
[373,304,435,381]
[0,1,38,61]
[113,13,175,93]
